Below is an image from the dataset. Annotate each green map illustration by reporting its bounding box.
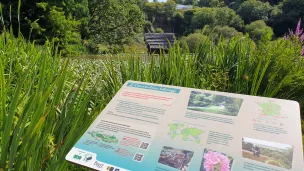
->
[168,123,204,144]
[87,131,118,143]
[259,101,281,116]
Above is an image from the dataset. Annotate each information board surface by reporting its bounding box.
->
[66,81,303,171]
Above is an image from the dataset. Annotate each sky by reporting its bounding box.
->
[243,137,292,149]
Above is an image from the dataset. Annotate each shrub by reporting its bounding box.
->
[208,26,243,41]
[245,20,274,42]
[155,28,164,33]
[181,32,208,52]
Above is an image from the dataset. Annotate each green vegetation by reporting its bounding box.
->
[0,0,304,170]
[245,20,274,42]
[242,139,293,169]
[1,0,303,53]
[87,131,118,143]
[1,27,304,170]
[188,92,244,116]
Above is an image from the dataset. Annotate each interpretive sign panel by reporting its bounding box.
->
[66,81,303,171]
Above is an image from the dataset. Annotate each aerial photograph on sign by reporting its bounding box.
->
[200,149,234,171]
[187,91,243,116]
[158,146,194,171]
[242,137,293,169]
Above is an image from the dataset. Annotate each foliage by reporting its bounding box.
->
[198,0,213,7]
[190,7,244,33]
[214,7,244,30]
[245,20,274,42]
[88,0,144,45]
[198,0,225,7]
[180,32,208,52]
[284,19,304,56]
[0,0,87,53]
[173,12,186,35]
[205,26,243,42]
[43,5,82,53]
[181,0,198,6]
[188,92,243,116]
[0,34,102,170]
[270,0,304,36]
[191,8,216,30]
[144,21,155,33]
[143,0,176,33]
[155,28,165,33]
[282,0,304,19]
[237,0,273,24]
[242,140,293,169]
[1,29,304,170]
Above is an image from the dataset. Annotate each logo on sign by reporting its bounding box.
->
[73,154,82,160]
[94,161,104,168]
[84,154,92,162]
[106,166,115,171]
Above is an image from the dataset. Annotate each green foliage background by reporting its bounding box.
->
[0,0,303,170]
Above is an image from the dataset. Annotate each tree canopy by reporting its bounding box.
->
[237,0,273,24]
[88,0,144,45]
[1,0,303,54]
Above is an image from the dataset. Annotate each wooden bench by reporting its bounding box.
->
[144,33,175,54]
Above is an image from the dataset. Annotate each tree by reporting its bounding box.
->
[191,8,216,30]
[173,12,186,36]
[237,0,273,24]
[163,0,177,20]
[282,0,304,18]
[209,0,225,7]
[268,0,304,37]
[245,20,273,42]
[198,0,213,7]
[225,0,245,10]
[182,9,196,34]
[143,0,176,32]
[1,0,88,52]
[190,7,244,32]
[88,0,144,45]
[183,0,198,5]
[214,7,244,30]
[62,0,90,39]
[176,0,185,4]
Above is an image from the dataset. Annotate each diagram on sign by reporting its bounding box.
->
[168,123,204,144]
[253,101,288,127]
[87,131,119,144]
[258,101,280,116]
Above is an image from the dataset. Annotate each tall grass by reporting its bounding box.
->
[0,31,104,170]
[97,37,304,101]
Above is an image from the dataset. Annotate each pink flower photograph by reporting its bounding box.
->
[200,149,233,171]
